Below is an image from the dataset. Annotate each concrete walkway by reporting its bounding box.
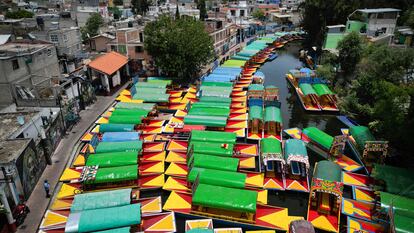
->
[17,83,130,233]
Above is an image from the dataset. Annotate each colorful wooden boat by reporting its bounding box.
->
[297,83,321,111]
[261,138,285,190]
[307,161,343,232]
[247,98,263,140]
[313,83,339,111]
[284,139,310,192]
[284,127,364,172]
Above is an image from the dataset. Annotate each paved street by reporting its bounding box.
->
[17,83,130,233]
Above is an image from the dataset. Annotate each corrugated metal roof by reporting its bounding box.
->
[357,8,400,14]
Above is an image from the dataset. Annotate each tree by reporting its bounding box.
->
[109,6,122,20]
[175,4,180,20]
[131,0,150,16]
[144,15,214,84]
[252,9,265,21]
[198,0,208,21]
[81,13,104,41]
[113,0,123,6]
[403,7,414,29]
[337,31,363,76]
[5,10,34,19]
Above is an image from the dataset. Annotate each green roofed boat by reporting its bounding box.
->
[189,141,234,157]
[303,127,333,151]
[187,167,247,189]
[312,83,338,112]
[83,164,138,185]
[190,130,237,144]
[261,138,284,182]
[85,151,137,168]
[95,141,143,153]
[71,188,132,212]
[99,124,135,133]
[297,83,321,111]
[371,164,414,199]
[65,204,141,233]
[188,154,239,172]
[184,115,228,128]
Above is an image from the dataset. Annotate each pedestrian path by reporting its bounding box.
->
[17,83,130,233]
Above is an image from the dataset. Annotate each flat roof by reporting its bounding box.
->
[327,25,346,29]
[0,111,39,141]
[357,8,401,14]
[0,139,31,164]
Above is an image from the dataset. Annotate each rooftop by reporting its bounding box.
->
[0,34,11,45]
[0,139,31,164]
[0,111,40,141]
[0,41,53,59]
[357,8,401,14]
[88,51,128,75]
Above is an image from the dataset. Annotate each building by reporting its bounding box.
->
[88,33,115,52]
[225,1,254,23]
[107,28,153,76]
[256,0,280,5]
[0,108,64,232]
[147,3,200,19]
[0,41,61,107]
[281,0,304,11]
[87,51,129,94]
[32,19,82,73]
[205,18,239,57]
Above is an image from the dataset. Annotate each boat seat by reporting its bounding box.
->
[318,192,331,214]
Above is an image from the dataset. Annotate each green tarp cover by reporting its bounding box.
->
[184,115,227,127]
[188,167,246,188]
[379,192,414,214]
[284,139,308,160]
[65,204,141,233]
[192,102,230,109]
[231,55,251,60]
[190,141,234,157]
[199,96,232,104]
[192,154,239,172]
[314,161,341,182]
[188,107,230,117]
[393,209,414,233]
[147,77,172,85]
[303,127,333,150]
[192,184,257,213]
[198,169,246,188]
[299,83,317,96]
[133,87,166,95]
[111,109,149,116]
[99,124,135,133]
[132,93,169,103]
[313,84,334,96]
[349,126,376,151]
[202,82,233,87]
[248,84,264,91]
[264,106,282,123]
[86,152,137,167]
[222,59,246,67]
[261,138,282,154]
[86,165,138,184]
[249,105,263,120]
[135,82,167,89]
[95,227,131,233]
[371,164,414,198]
[191,130,237,144]
[115,102,155,111]
[108,115,142,125]
[71,189,132,212]
[95,141,143,153]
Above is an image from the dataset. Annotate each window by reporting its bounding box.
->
[240,10,245,17]
[111,45,117,51]
[50,34,58,43]
[231,10,236,16]
[135,46,143,53]
[267,162,274,171]
[12,59,19,70]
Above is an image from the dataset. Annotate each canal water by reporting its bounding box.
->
[152,42,350,232]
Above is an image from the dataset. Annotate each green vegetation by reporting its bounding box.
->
[252,9,266,21]
[113,0,123,6]
[198,0,208,21]
[109,6,122,20]
[81,13,104,41]
[131,0,150,16]
[144,15,214,84]
[337,32,363,75]
[402,7,414,29]
[5,10,34,19]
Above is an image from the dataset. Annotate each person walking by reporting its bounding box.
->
[43,180,50,198]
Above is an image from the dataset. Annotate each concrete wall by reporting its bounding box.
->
[91,36,111,52]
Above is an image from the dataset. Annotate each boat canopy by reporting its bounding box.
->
[249,105,263,120]
[86,152,137,168]
[147,77,172,85]
[135,82,167,89]
[101,132,140,142]
[264,106,282,123]
[111,107,149,116]
[132,87,166,94]
[371,164,414,198]
[65,204,141,233]
[379,192,414,213]
[190,141,234,157]
[132,93,170,103]
[190,130,237,144]
[393,210,414,233]
[96,227,131,233]
[349,126,376,151]
[248,84,265,91]
[231,55,251,61]
[201,82,233,87]
[199,96,232,104]
[84,165,138,184]
[314,161,341,182]
[184,115,228,127]
[261,138,284,163]
[192,184,257,213]
[188,106,230,117]
[187,229,213,233]
[191,168,247,189]
[192,101,230,109]
[204,75,234,83]
[95,141,143,153]
[71,188,132,212]
[191,154,239,172]
[299,83,317,96]
[222,59,246,68]
[284,139,309,168]
[115,102,155,111]
[108,115,142,125]
[303,127,333,150]
[99,124,135,133]
[200,85,233,97]
[313,84,334,96]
